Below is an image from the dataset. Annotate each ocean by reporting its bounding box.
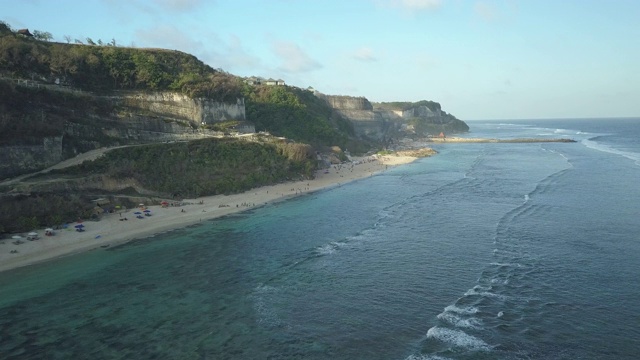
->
[0,118,639,359]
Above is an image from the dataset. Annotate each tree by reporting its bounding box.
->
[0,20,12,34]
[74,39,83,44]
[86,37,95,45]
[110,38,117,47]
[64,35,71,43]
[97,39,103,46]
[33,30,53,42]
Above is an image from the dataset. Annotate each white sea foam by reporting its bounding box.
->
[444,304,478,315]
[405,355,452,360]
[437,312,482,329]
[464,285,506,300]
[316,241,348,255]
[316,243,336,255]
[426,327,491,351]
[524,194,530,202]
[582,138,640,165]
[490,278,509,285]
[496,123,531,127]
[490,262,523,268]
[497,311,504,318]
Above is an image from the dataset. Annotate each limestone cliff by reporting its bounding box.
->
[113,91,246,125]
[0,80,251,179]
[316,94,468,140]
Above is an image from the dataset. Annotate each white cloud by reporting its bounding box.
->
[381,0,442,12]
[153,0,204,12]
[270,40,322,73]
[135,25,204,52]
[134,25,262,73]
[352,47,378,62]
[221,35,262,70]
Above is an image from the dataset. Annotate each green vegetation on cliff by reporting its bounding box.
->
[243,85,371,152]
[0,26,374,153]
[47,138,316,196]
[0,26,242,100]
[0,80,114,146]
[1,138,316,233]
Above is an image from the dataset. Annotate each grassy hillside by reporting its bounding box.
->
[0,137,316,233]
[44,138,316,196]
[0,24,242,100]
[243,85,372,153]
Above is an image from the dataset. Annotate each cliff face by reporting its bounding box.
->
[317,94,468,140]
[322,95,373,111]
[0,137,64,180]
[0,80,251,179]
[114,91,246,125]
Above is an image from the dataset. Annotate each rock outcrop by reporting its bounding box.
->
[316,94,468,141]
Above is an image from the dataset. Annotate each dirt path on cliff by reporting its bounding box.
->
[1,145,133,187]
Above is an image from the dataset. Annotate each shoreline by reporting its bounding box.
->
[428,137,576,143]
[0,154,420,274]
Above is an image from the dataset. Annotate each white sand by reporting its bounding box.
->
[0,154,419,273]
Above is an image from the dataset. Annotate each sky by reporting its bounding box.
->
[2,0,639,120]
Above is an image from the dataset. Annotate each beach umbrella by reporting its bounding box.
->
[134,211,142,215]
[28,232,38,236]
[74,224,85,228]
[12,235,23,239]
[143,209,151,213]
[45,228,54,232]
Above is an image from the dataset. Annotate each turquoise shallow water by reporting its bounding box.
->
[1,118,639,359]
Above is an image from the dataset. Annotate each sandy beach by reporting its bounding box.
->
[0,154,419,273]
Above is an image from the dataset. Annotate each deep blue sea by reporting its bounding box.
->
[1,118,639,359]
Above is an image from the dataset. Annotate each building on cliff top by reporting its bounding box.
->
[244,77,285,86]
[17,29,33,37]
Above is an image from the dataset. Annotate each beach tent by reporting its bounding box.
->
[45,228,54,236]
